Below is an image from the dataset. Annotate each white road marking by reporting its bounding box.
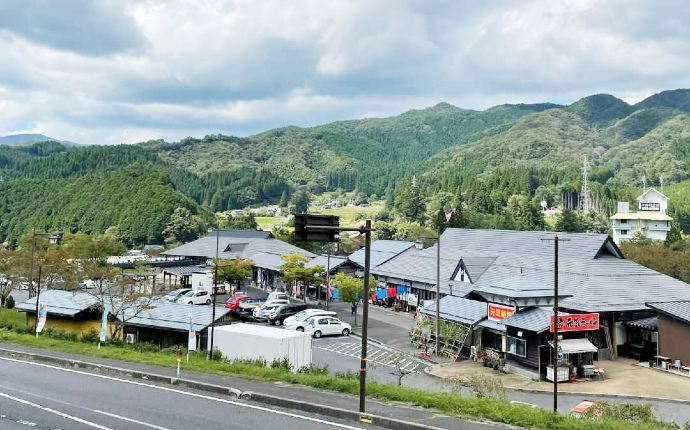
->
[0,356,368,430]
[0,391,114,430]
[315,342,423,373]
[93,409,172,430]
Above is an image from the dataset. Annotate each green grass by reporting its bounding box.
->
[255,216,288,231]
[0,309,677,430]
[307,202,384,227]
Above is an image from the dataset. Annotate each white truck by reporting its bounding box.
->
[211,323,312,372]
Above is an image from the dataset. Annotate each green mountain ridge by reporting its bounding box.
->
[2,88,690,247]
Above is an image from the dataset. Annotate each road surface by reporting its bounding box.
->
[0,355,383,430]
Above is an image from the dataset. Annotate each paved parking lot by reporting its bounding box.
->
[314,337,426,374]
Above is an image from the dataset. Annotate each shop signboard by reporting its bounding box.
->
[487,303,514,321]
[550,313,599,332]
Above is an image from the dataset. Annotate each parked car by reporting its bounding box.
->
[165,288,193,303]
[268,303,308,326]
[238,297,268,314]
[224,293,249,310]
[253,302,288,320]
[267,291,289,301]
[177,290,211,305]
[305,316,351,338]
[283,309,337,331]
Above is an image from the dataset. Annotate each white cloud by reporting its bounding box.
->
[0,0,689,144]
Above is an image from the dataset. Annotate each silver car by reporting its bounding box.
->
[253,301,289,320]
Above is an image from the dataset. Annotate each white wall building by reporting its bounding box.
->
[610,188,673,245]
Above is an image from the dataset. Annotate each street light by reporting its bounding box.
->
[415,234,441,356]
[209,228,220,361]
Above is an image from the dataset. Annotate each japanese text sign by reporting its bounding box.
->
[488,303,514,321]
[550,313,599,332]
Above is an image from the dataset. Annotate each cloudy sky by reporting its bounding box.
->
[1,0,689,145]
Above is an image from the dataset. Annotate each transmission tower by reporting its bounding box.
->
[579,156,590,214]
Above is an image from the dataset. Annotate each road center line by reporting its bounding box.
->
[0,356,367,430]
[0,391,113,430]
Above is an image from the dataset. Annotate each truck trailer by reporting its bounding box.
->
[211,323,312,371]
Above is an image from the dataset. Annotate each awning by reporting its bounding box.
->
[550,338,598,354]
[477,318,506,333]
[623,316,657,331]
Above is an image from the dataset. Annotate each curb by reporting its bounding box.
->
[0,347,448,430]
[423,366,690,405]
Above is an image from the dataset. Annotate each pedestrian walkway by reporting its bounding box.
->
[314,340,426,373]
[427,358,690,402]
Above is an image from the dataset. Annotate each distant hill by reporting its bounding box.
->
[0,134,80,146]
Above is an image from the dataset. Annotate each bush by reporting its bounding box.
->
[5,296,15,309]
[297,363,329,375]
[334,370,359,380]
[125,342,160,353]
[270,356,291,371]
[231,357,267,367]
[80,329,100,344]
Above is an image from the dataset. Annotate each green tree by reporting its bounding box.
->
[291,187,310,213]
[507,195,545,231]
[447,203,468,229]
[216,258,254,287]
[279,190,290,208]
[397,176,426,225]
[432,207,447,234]
[278,254,323,302]
[331,272,376,325]
[222,214,258,230]
[554,208,583,232]
[162,207,206,245]
[665,225,682,247]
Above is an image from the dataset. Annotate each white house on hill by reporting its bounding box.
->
[610,188,672,245]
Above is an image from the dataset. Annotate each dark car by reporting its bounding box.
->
[268,303,308,326]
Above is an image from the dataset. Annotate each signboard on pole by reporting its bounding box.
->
[99,305,109,342]
[550,313,599,332]
[36,304,48,333]
[487,303,515,321]
[187,314,197,351]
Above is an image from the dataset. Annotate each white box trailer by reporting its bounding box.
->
[211,323,312,371]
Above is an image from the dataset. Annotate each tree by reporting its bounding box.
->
[397,176,426,225]
[447,203,468,229]
[554,208,583,232]
[217,258,253,287]
[279,190,290,208]
[223,214,258,230]
[291,187,310,213]
[507,195,545,231]
[331,272,376,325]
[665,225,682,247]
[278,254,323,301]
[432,207,447,234]
[162,207,206,245]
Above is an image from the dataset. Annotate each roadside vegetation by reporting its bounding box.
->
[0,308,681,430]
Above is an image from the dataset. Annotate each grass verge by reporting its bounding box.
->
[0,310,679,430]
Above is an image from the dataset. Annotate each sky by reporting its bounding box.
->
[1,0,689,145]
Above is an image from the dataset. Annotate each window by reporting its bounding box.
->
[640,202,660,211]
[507,336,526,358]
[620,219,628,224]
[620,230,628,235]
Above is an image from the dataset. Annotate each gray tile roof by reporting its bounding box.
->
[623,316,658,331]
[477,318,506,333]
[121,300,230,332]
[502,307,552,333]
[17,290,99,316]
[420,296,486,325]
[248,252,289,272]
[646,301,690,326]
[371,249,464,286]
[162,230,314,260]
[162,265,209,277]
[305,255,348,271]
[472,274,566,299]
[349,240,415,268]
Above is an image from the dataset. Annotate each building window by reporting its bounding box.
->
[620,219,628,224]
[507,336,526,358]
[620,230,628,235]
[640,202,660,211]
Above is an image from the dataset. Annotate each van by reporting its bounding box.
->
[267,291,289,301]
[268,303,308,326]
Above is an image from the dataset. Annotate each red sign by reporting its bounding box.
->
[488,303,514,321]
[550,313,599,332]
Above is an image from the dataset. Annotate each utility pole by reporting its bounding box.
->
[29,227,36,299]
[435,235,440,356]
[208,229,220,360]
[325,245,331,311]
[359,219,372,414]
[541,235,569,413]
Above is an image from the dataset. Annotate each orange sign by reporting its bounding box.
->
[550,313,599,332]
[488,303,514,321]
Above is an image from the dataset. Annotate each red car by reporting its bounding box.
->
[224,294,249,310]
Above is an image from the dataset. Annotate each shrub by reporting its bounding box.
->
[334,370,359,380]
[231,357,267,367]
[211,348,222,361]
[125,342,160,353]
[270,356,291,371]
[445,374,505,400]
[297,363,329,375]
[80,329,100,344]
[5,296,15,309]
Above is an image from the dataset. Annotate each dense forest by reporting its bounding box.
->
[3,89,690,247]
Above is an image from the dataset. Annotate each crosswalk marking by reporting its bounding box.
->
[314,341,425,373]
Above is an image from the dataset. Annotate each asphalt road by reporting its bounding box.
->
[0,356,385,430]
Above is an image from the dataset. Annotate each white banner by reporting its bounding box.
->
[36,303,48,333]
[408,294,419,307]
[187,314,197,351]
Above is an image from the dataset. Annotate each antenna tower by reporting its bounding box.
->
[579,156,590,214]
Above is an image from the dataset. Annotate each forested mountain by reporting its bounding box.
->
[0,134,79,146]
[3,88,690,248]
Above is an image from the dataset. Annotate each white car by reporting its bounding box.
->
[305,316,351,338]
[284,310,337,331]
[177,290,211,305]
[267,291,289,301]
[252,302,287,320]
